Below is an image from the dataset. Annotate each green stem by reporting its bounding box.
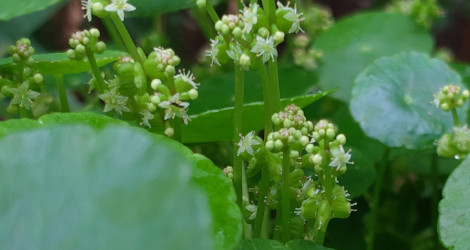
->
[451,108,460,126]
[280,146,291,243]
[205,3,220,24]
[233,65,245,209]
[261,0,275,26]
[268,59,281,113]
[242,164,252,239]
[17,61,25,83]
[109,13,143,65]
[366,148,390,250]
[102,17,126,51]
[191,8,216,40]
[253,169,270,237]
[430,154,439,241]
[54,75,70,112]
[257,59,273,135]
[85,48,106,94]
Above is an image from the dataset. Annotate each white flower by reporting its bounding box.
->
[105,0,136,21]
[139,110,155,128]
[240,3,258,34]
[206,39,221,66]
[226,41,243,61]
[329,145,353,170]
[81,0,93,22]
[246,204,257,220]
[99,87,130,114]
[237,131,261,156]
[250,36,278,63]
[158,93,191,124]
[175,69,199,89]
[277,2,305,33]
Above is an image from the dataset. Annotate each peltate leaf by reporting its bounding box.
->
[314,11,433,102]
[438,156,470,249]
[350,52,466,149]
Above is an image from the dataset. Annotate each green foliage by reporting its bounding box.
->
[236,239,331,250]
[438,156,470,249]
[183,92,329,143]
[314,12,433,101]
[0,50,125,75]
[350,52,466,149]
[0,0,66,21]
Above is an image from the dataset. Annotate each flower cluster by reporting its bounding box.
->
[82,0,136,22]
[433,84,469,112]
[238,104,354,241]
[67,29,106,61]
[387,0,442,29]
[202,1,305,69]
[0,38,43,115]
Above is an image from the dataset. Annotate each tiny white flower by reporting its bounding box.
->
[175,69,199,89]
[237,131,261,156]
[105,0,136,21]
[81,0,93,22]
[246,204,257,220]
[206,39,221,66]
[277,2,305,33]
[99,87,130,114]
[140,110,155,128]
[226,41,243,62]
[240,3,258,34]
[158,93,191,124]
[329,145,353,169]
[250,36,278,63]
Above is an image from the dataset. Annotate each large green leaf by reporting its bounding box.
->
[314,11,433,102]
[0,50,126,75]
[236,239,330,250]
[0,125,213,249]
[131,0,220,16]
[183,92,329,143]
[0,118,41,138]
[350,52,466,149]
[0,0,66,21]
[38,112,127,128]
[438,156,470,249]
[190,154,242,250]
[191,65,318,115]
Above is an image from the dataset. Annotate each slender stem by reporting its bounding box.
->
[54,75,70,112]
[17,61,25,83]
[261,0,275,26]
[257,59,273,135]
[366,148,390,250]
[280,146,291,243]
[268,59,281,113]
[205,3,220,24]
[451,108,460,126]
[109,13,143,65]
[85,48,106,94]
[102,17,126,51]
[242,163,252,239]
[233,65,245,208]
[430,154,439,242]
[253,169,270,237]
[191,8,216,40]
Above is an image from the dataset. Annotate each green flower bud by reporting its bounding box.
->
[189,89,198,100]
[95,41,106,54]
[232,27,243,39]
[215,20,224,32]
[266,140,275,151]
[151,79,162,90]
[437,133,457,158]
[165,127,174,137]
[300,135,309,146]
[150,93,161,104]
[33,73,43,84]
[331,196,351,219]
[239,53,251,68]
[300,198,319,219]
[440,102,450,112]
[90,28,100,38]
[290,150,299,158]
[326,128,336,140]
[309,154,322,165]
[221,24,230,35]
[165,65,175,75]
[274,139,283,151]
[336,134,346,144]
[274,31,285,44]
[258,27,270,38]
[306,144,314,153]
[75,44,86,55]
[196,0,206,9]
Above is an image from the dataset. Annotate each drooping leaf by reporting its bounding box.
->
[314,11,433,102]
[0,50,126,75]
[191,65,318,114]
[0,0,66,21]
[350,52,466,150]
[0,125,213,249]
[183,92,330,143]
[190,154,242,250]
[438,156,470,249]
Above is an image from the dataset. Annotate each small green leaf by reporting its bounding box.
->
[314,11,433,101]
[350,52,466,149]
[438,156,470,249]
[183,92,330,143]
[190,154,242,250]
[0,50,126,75]
[0,125,213,249]
[0,0,66,21]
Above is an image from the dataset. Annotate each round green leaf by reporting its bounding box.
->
[190,154,242,250]
[0,118,40,138]
[0,0,65,21]
[0,125,213,249]
[314,12,433,102]
[38,112,127,128]
[350,52,466,149]
[439,156,470,249]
